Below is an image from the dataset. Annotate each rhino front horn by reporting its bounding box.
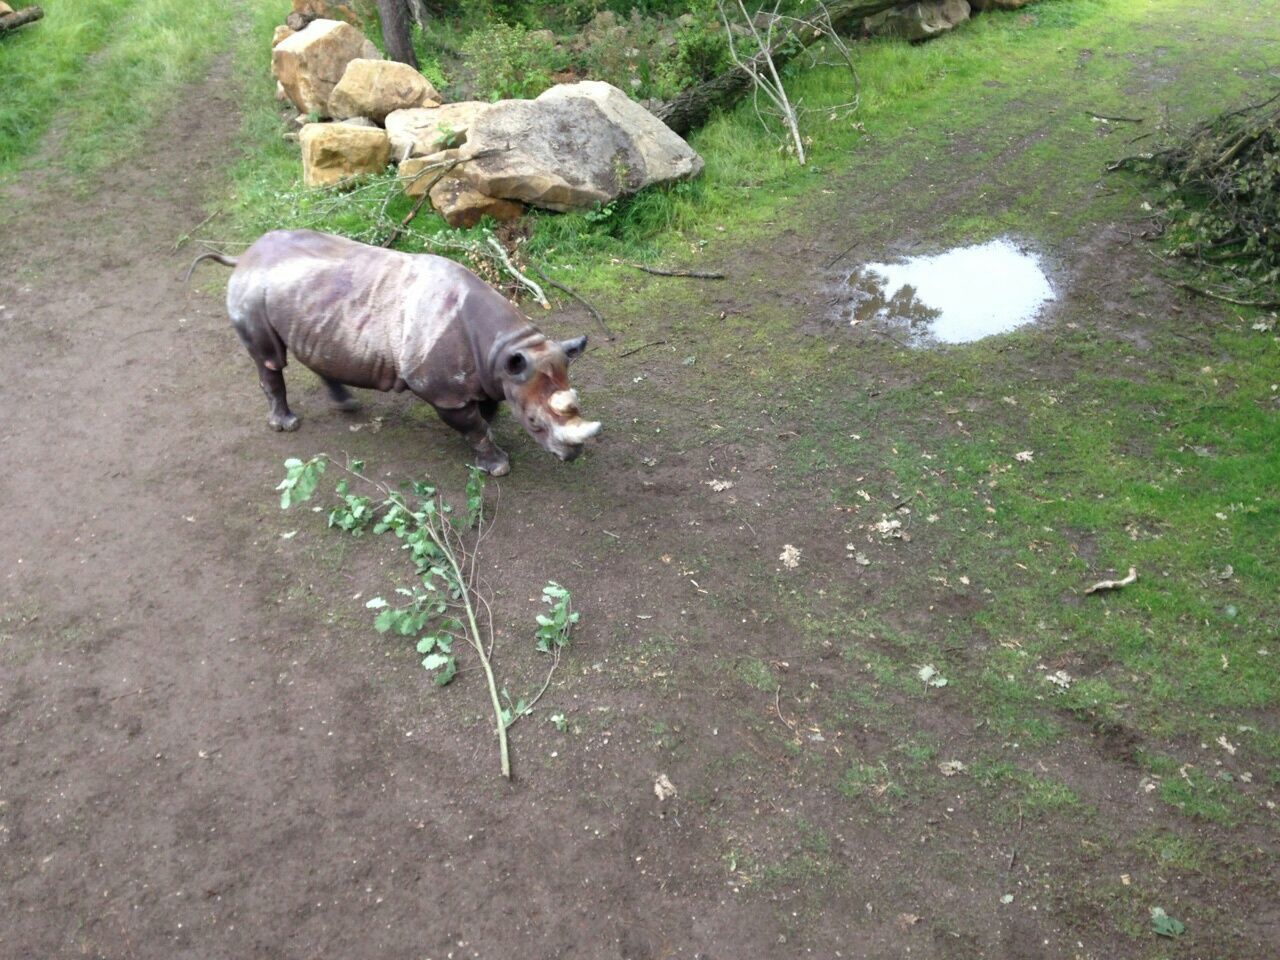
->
[556,418,602,445]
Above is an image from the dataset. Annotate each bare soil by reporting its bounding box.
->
[2,45,1276,960]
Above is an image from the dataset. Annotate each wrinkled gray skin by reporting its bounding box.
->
[189,230,601,475]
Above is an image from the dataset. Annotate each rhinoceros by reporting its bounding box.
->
[187,229,601,475]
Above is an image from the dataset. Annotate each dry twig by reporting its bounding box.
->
[616,260,725,279]
[1084,567,1138,595]
[527,263,614,340]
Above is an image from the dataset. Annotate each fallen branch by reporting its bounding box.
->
[616,259,725,279]
[527,263,614,340]
[0,5,43,34]
[1087,111,1144,123]
[1172,281,1280,309]
[774,684,800,738]
[172,207,223,252]
[485,235,549,309]
[380,148,506,248]
[826,239,861,268]
[380,192,431,248]
[1084,567,1138,595]
[655,0,880,136]
[619,339,668,358]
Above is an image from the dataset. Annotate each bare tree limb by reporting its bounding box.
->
[0,5,43,33]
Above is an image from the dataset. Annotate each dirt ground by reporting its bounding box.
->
[2,17,1278,960]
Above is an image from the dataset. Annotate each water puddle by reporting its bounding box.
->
[838,238,1056,345]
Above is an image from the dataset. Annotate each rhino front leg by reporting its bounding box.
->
[434,403,510,476]
[321,376,361,413]
[256,361,299,432]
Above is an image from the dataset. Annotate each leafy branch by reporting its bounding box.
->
[277,455,576,779]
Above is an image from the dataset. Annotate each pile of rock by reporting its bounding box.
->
[269,17,703,229]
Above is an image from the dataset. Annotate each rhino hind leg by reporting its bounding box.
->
[322,377,361,413]
[435,403,510,476]
[256,361,300,432]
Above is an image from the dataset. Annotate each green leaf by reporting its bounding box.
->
[1151,908,1185,938]
[416,636,438,654]
[424,654,457,686]
[373,608,398,633]
[365,597,388,609]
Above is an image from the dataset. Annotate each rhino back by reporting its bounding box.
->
[231,231,487,397]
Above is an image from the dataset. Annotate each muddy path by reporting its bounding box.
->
[2,15,1278,960]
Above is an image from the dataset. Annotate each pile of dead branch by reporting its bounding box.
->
[1113,91,1280,307]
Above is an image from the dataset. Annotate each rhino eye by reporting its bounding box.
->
[506,352,528,377]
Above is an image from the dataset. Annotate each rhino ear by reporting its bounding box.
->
[561,335,588,363]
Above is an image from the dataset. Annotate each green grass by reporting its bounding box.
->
[0,0,236,181]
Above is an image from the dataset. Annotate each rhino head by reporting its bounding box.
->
[496,334,601,462]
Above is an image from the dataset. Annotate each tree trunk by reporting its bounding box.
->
[406,0,430,29]
[0,5,44,34]
[375,0,418,68]
[654,0,892,136]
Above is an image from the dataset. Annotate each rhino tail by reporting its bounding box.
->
[184,251,238,283]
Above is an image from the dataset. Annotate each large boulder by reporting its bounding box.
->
[272,25,295,48]
[397,153,522,227]
[272,19,380,116]
[864,0,971,41]
[300,122,390,187]
[460,81,703,212]
[430,175,525,229]
[328,59,441,124]
[385,102,491,161]
[290,0,361,25]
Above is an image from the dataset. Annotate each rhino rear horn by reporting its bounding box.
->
[561,335,588,362]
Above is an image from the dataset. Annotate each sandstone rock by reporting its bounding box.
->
[970,0,1031,9]
[399,152,457,198]
[385,102,490,161]
[328,59,441,124]
[429,175,525,229]
[276,82,290,102]
[291,0,361,24]
[0,2,14,13]
[272,25,295,47]
[300,122,390,188]
[272,19,381,116]
[338,116,378,128]
[571,10,626,52]
[864,0,971,41]
[461,81,703,212]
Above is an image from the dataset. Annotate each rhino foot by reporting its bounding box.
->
[474,449,510,476]
[269,413,301,432]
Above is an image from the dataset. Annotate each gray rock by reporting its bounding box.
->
[460,81,703,212]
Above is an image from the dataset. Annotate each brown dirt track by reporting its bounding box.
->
[3,19,1279,960]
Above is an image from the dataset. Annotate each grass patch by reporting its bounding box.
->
[0,0,236,181]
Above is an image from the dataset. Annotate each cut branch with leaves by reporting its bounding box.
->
[277,455,579,778]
